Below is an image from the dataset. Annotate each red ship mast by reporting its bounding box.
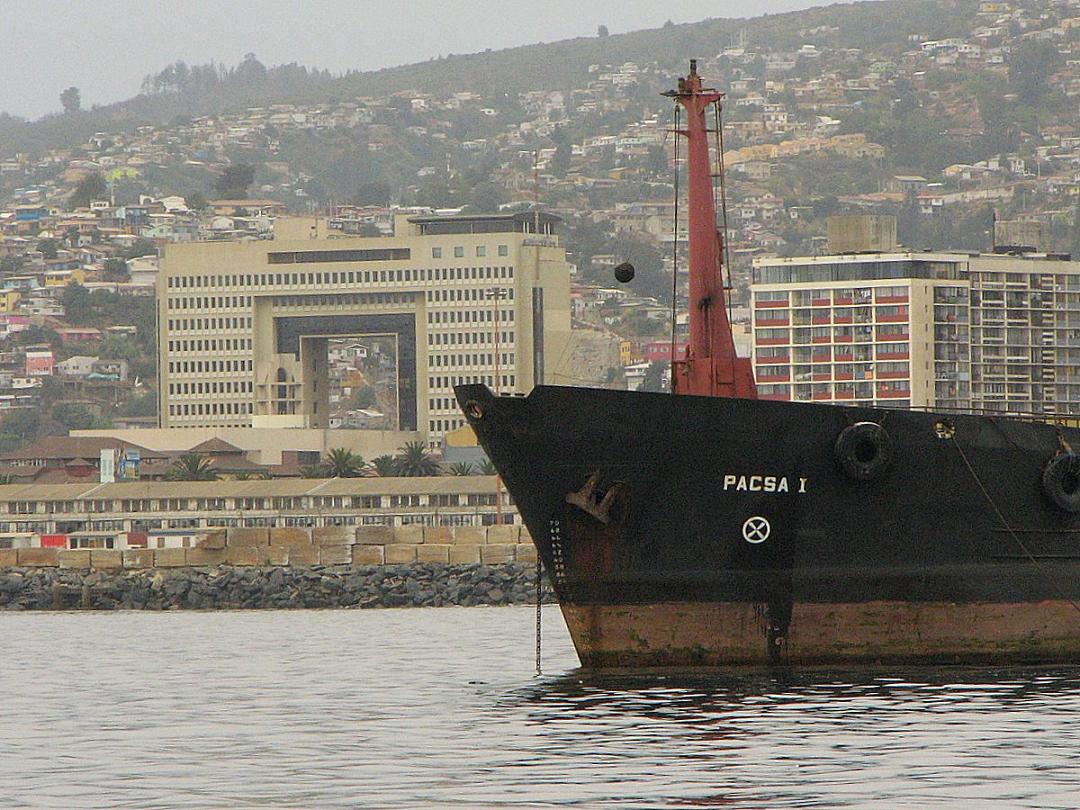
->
[666,60,757,399]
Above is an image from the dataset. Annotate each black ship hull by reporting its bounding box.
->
[456,383,1080,669]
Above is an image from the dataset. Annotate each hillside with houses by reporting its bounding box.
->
[2,0,1080,440]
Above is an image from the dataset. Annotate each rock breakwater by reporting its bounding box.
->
[0,563,554,611]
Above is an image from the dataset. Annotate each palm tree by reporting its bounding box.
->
[165,453,218,481]
[369,455,397,477]
[476,457,497,475]
[393,441,441,477]
[445,461,474,476]
[323,447,364,478]
[300,463,327,479]
[233,471,270,481]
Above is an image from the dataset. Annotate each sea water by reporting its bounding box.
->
[2,607,1079,808]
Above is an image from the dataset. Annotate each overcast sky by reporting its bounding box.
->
[1,0,823,119]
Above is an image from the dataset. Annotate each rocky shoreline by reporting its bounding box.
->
[0,563,554,611]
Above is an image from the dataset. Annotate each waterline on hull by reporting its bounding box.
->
[561,600,1080,668]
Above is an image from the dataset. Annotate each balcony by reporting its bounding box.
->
[757,370,790,382]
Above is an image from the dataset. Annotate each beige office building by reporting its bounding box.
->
[751,251,1080,415]
[158,213,572,443]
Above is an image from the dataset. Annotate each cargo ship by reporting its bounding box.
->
[456,62,1080,668]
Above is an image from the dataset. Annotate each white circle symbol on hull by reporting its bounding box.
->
[742,516,771,544]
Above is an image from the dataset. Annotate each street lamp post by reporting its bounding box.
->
[485,287,509,525]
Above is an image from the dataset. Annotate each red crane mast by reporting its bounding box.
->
[666,60,757,400]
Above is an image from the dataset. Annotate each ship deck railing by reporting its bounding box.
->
[907,404,1080,428]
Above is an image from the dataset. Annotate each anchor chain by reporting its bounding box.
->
[535,559,543,676]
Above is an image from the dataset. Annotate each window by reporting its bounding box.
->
[498,244,508,257]
[453,246,464,258]
[476,245,486,257]
[432,247,442,258]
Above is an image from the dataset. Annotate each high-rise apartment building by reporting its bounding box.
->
[158,213,572,443]
[751,251,1080,415]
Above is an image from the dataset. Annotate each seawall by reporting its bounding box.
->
[0,563,552,611]
[0,525,552,611]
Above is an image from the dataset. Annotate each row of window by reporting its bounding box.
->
[167,317,252,330]
[431,245,509,259]
[167,296,251,311]
[428,309,508,325]
[429,353,514,369]
[167,339,253,353]
[0,513,514,533]
[167,263,513,289]
[428,331,514,347]
[168,381,253,396]
[758,286,912,305]
[754,260,961,285]
[756,343,911,360]
[428,375,515,390]
[4,492,501,514]
[167,359,253,374]
[427,288,514,306]
[758,382,912,396]
[431,418,466,433]
[756,309,910,326]
[428,384,511,412]
[169,402,252,417]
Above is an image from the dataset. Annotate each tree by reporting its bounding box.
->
[51,403,100,431]
[476,458,497,475]
[352,180,391,206]
[1,410,41,442]
[641,361,667,392]
[123,238,157,259]
[369,455,397,477]
[322,447,364,478]
[301,463,326,478]
[1010,40,1061,99]
[71,172,107,208]
[351,385,377,409]
[37,239,59,260]
[215,163,256,199]
[597,24,609,37]
[60,87,81,114]
[445,461,474,476]
[118,392,156,417]
[551,140,572,178]
[0,434,23,453]
[184,191,208,211]
[393,441,441,476]
[165,453,219,481]
[0,256,23,274]
[102,258,129,282]
[61,283,93,325]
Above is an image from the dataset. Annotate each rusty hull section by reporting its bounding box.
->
[561,600,1080,668]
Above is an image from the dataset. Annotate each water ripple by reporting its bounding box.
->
[2,608,1080,808]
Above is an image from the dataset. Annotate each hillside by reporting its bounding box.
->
[0,0,976,157]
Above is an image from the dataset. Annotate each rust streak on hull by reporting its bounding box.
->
[562,601,1080,668]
